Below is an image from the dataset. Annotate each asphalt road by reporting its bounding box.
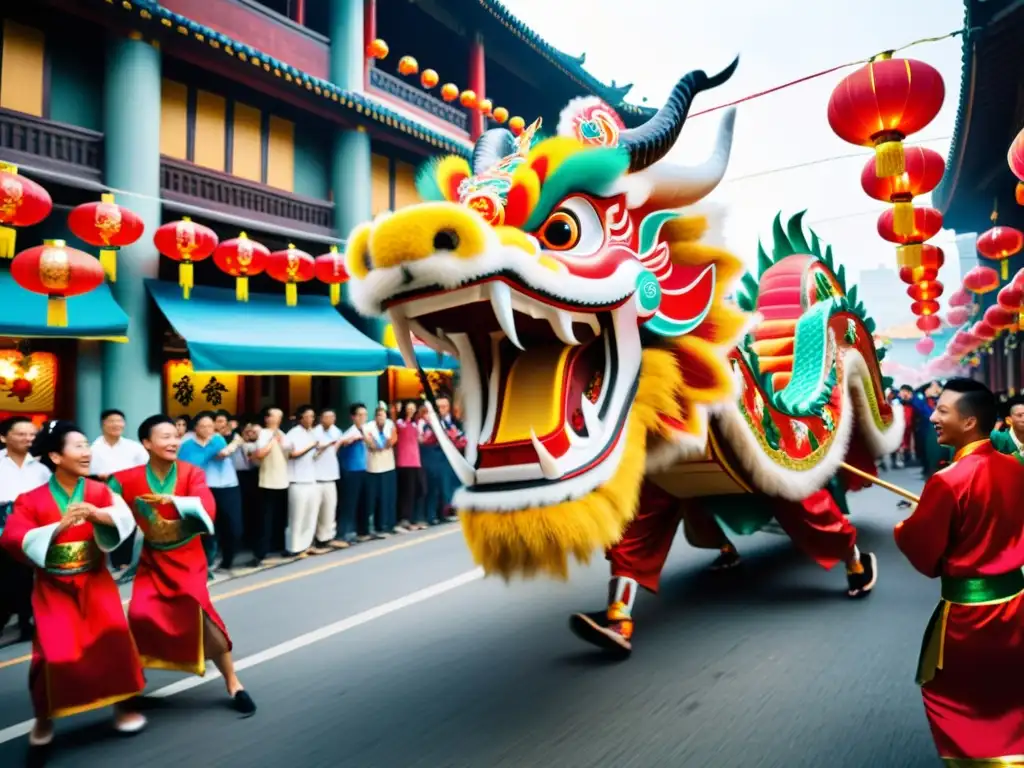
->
[0,468,944,767]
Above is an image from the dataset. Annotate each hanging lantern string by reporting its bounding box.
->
[689,26,980,119]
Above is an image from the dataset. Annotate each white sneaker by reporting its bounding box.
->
[114,712,147,734]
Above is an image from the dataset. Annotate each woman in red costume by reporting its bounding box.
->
[0,421,146,749]
[111,414,255,715]
[895,378,1024,766]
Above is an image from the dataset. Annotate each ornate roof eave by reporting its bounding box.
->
[99,0,473,158]
[931,0,977,217]
[471,0,657,121]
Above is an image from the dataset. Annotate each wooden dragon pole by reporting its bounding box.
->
[840,462,921,504]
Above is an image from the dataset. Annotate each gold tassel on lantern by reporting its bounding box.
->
[1016,181,1024,207]
[286,282,298,307]
[236,276,249,302]
[892,201,914,237]
[47,296,68,327]
[100,248,118,282]
[896,243,923,269]
[0,225,15,259]
[329,283,341,305]
[873,137,905,178]
[179,261,194,300]
[1001,260,1009,280]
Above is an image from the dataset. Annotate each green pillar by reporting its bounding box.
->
[331,126,380,411]
[328,0,364,92]
[75,341,103,437]
[100,32,162,434]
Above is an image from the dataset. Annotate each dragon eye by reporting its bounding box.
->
[534,196,604,257]
[538,210,580,251]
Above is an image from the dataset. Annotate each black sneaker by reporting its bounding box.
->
[846,552,878,598]
[708,549,741,571]
[232,690,257,717]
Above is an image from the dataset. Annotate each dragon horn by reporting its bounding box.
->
[618,56,739,173]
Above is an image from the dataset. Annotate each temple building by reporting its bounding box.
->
[933,0,1024,393]
[0,0,652,429]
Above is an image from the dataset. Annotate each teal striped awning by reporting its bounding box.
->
[0,269,129,341]
[145,279,391,375]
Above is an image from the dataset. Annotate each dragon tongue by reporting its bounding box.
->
[491,345,573,445]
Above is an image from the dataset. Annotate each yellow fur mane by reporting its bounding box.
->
[459,215,749,580]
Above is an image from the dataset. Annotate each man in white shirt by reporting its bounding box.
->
[88,409,149,568]
[0,417,50,642]
[312,409,348,552]
[247,408,291,567]
[285,405,320,557]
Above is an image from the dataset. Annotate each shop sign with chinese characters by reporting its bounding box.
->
[163,359,238,416]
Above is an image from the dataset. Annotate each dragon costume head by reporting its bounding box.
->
[346,59,749,578]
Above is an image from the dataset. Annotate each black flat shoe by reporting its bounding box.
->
[232,690,256,716]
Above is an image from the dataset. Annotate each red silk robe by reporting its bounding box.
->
[609,481,855,593]
[0,478,144,719]
[112,461,231,676]
[894,440,1024,764]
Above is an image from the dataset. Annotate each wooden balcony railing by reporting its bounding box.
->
[160,157,335,236]
[368,66,469,132]
[0,108,103,182]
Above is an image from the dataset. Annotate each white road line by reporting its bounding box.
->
[0,568,484,746]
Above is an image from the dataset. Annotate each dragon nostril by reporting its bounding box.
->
[433,229,460,252]
[362,248,373,273]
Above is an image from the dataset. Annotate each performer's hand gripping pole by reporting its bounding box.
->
[840,462,921,504]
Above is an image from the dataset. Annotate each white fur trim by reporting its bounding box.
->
[349,237,644,318]
[557,96,616,138]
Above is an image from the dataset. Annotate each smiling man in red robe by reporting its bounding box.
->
[894,378,1024,766]
[111,414,255,715]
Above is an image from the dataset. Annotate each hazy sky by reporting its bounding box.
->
[500,0,967,324]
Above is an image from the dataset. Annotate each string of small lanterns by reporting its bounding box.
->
[367,38,527,136]
[826,52,947,351]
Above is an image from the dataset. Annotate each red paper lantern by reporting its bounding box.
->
[972,321,997,341]
[366,39,389,60]
[440,83,459,103]
[478,98,493,116]
[862,148,945,236]
[397,56,419,76]
[0,164,52,259]
[508,116,526,136]
[917,315,942,333]
[460,90,477,109]
[266,244,315,306]
[67,193,144,282]
[949,289,971,307]
[827,55,945,177]
[10,240,104,326]
[907,280,943,302]
[492,107,509,124]
[946,306,970,326]
[898,266,937,285]
[896,242,944,271]
[915,337,935,355]
[1008,125,1024,189]
[998,283,1024,326]
[963,265,1000,295]
[976,225,1024,280]
[911,299,940,316]
[153,217,219,299]
[984,305,1016,330]
[314,246,349,305]
[877,206,943,245]
[420,69,439,89]
[213,232,269,302]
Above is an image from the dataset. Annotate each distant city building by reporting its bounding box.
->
[858,265,912,331]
